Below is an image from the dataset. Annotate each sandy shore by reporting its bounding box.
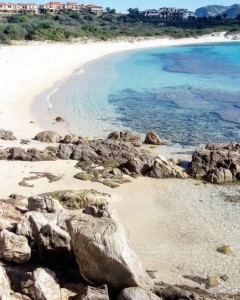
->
[0,32,239,139]
[0,33,240,294]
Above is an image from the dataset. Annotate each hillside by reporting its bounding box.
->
[195,4,240,18]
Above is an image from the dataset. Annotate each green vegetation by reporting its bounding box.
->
[0,8,240,44]
[40,189,108,209]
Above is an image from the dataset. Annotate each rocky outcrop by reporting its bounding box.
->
[0,129,17,141]
[107,131,142,147]
[144,131,162,145]
[75,286,109,300]
[0,147,57,161]
[188,142,240,183]
[28,196,64,213]
[0,265,12,300]
[118,287,161,300]
[67,205,152,290]
[34,131,61,143]
[0,229,31,264]
[21,268,61,300]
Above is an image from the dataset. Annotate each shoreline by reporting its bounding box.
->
[0,32,239,139]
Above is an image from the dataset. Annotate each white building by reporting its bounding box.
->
[39,2,103,14]
[145,7,195,20]
[0,2,37,13]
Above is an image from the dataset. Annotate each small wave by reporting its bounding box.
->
[47,88,58,111]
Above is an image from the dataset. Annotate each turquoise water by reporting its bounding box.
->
[50,43,240,146]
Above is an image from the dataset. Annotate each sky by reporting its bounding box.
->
[90,1,239,12]
[14,0,239,12]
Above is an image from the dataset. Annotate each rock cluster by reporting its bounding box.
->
[0,130,187,181]
[188,142,240,184]
[0,194,222,300]
[0,129,17,140]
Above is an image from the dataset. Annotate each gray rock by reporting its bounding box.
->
[188,142,240,183]
[16,211,71,258]
[55,117,64,122]
[1,147,57,161]
[0,129,17,141]
[146,156,188,179]
[34,131,61,143]
[0,265,11,300]
[0,229,31,264]
[107,131,142,147]
[118,287,161,300]
[144,131,162,145]
[21,268,61,300]
[67,205,153,290]
[74,286,109,300]
[28,196,64,213]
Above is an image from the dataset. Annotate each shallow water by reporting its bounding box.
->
[112,178,240,294]
[47,42,240,147]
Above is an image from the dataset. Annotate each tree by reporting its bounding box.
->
[105,7,116,14]
[222,13,228,20]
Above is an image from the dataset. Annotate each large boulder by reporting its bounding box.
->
[0,229,31,264]
[118,287,161,300]
[34,131,61,143]
[67,205,152,290]
[146,156,188,179]
[21,268,61,300]
[28,196,64,213]
[74,286,109,300]
[107,131,142,147]
[0,265,11,300]
[16,211,71,259]
[0,129,16,141]
[144,131,162,145]
[188,142,240,183]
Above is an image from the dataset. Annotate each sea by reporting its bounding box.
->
[46,42,240,149]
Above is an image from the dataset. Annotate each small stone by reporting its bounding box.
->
[20,139,30,145]
[220,274,229,281]
[216,245,231,255]
[55,117,64,122]
[205,276,219,289]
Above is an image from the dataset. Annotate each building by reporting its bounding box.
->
[85,4,103,15]
[0,2,37,13]
[17,3,37,13]
[145,7,195,20]
[39,2,103,14]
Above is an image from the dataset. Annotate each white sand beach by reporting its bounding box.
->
[0,33,240,295]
